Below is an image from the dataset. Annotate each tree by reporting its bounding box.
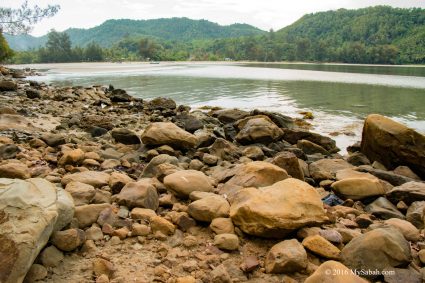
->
[0,1,60,35]
[84,42,103,61]
[0,32,13,61]
[39,30,72,62]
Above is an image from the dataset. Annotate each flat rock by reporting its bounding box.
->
[110,128,140,144]
[61,171,110,188]
[309,159,353,181]
[114,179,159,210]
[365,197,405,220]
[302,235,341,260]
[386,182,425,205]
[331,177,386,200]
[0,162,31,179]
[188,196,230,222]
[230,178,328,238]
[0,114,36,131]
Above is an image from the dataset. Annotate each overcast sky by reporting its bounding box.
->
[4,0,425,36]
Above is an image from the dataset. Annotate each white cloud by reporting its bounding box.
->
[2,0,424,36]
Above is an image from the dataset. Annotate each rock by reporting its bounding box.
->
[419,250,425,264]
[164,170,213,198]
[108,172,134,194]
[331,177,386,200]
[62,171,110,188]
[230,178,328,238]
[271,151,304,180]
[215,109,250,124]
[0,114,36,131]
[283,129,339,153]
[360,114,425,179]
[0,144,20,160]
[304,260,368,283]
[93,258,115,278]
[319,229,343,244]
[141,122,198,150]
[210,264,232,283]
[208,138,241,161]
[147,97,176,110]
[188,196,230,222]
[309,159,353,181]
[132,223,151,236]
[302,235,340,260]
[251,109,294,129]
[90,126,108,137]
[265,239,308,274]
[235,116,283,144]
[335,228,362,244]
[75,203,111,228]
[130,208,156,221]
[141,154,178,178]
[24,264,48,282]
[0,162,30,179]
[51,228,86,252]
[340,227,412,278]
[65,181,96,206]
[386,182,425,205]
[214,233,239,251]
[110,128,140,144]
[114,179,159,210]
[210,218,235,235]
[221,161,289,198]
[383,268,421,283]
[358,167,415,186]
[176,276,196,283]
[240,255,260,273]
[39,246,64,267]
[174,113,204,133]
[0,80,17,91]
[394,166,421,180]
[365,197,405,220]
[0,178,74,283]
[384,218,421,241]
[86,226,104,241]
[40,133,66,147]
[406,201,425,229]
[150,216,175,235]
[109,88,133,102]
[347,152,371,166]
[297,139,330,155]
[58,149,85,166]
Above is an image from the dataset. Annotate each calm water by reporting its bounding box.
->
[19,62,425,152]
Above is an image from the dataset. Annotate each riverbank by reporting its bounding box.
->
[1,65,425,283]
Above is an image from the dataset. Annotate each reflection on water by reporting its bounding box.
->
[28,62,425,151]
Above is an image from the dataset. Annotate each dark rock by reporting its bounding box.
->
[214,109,250,124]
[251,109,294,129]
[173,113,204,133]
[80,115,114,130]
[283,129,339,153]
[110,128,140,144]
[271,151,304,180]
[0,144,20,160]
[361,114,425,179]
[110,89,133,102]
[26,89,41,99]
[90,126,108,137]
[365,197,405,220]
[386,182,425,205]
[297,139,330,155]
[383,268,421,283]
[41,133,66,147]
[346,152,370,166]
[358,167,416,186]
[406,201,425,229]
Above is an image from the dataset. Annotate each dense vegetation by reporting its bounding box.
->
[3,6,425,64]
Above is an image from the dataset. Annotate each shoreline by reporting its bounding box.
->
[1,65,425,283]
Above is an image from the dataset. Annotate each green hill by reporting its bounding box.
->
[274,6,425,63]
[5,17,265,50]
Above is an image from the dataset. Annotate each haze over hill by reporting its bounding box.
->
[5,18,265,51]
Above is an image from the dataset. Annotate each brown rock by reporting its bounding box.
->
[24,264,48,282]
[164,170,213,198]
[304,260,368,283]
[39,245,64,268]
[58,149,85,166]
[360,114,425,179]
[51,228,86,252]
[108,172,134,194]
[272,151,304,180]
[210,218,235,235]
[93,258,115,278]
[114,179,159,210]
[0,162,30,179]
[235,116,283,144]
[331,177,386,200]
[188,196,230,222]
[265,239,308,273]
[150,216,175,235]
[302,235,340,260]
[62,171,110,188]
[65,181,96,206]
[214,233,239,251]
[75,203,111,228]
[141,122,198,150]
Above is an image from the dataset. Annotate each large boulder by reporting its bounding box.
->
[141,122,198,150]
[114,179,159,210]
[0,178,74,283]
[230,178,328,238]
[164,170,213,198]
[235,115,283,145]
[360,114,425,179]
[340,227,412,278]
[220,161,288,198]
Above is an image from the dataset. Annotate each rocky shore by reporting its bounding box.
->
[1,65,425,283]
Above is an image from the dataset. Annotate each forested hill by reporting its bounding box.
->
[5,18,265,50]
[274,6,425,63]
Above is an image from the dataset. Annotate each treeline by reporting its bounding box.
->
[5,6,425,64]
